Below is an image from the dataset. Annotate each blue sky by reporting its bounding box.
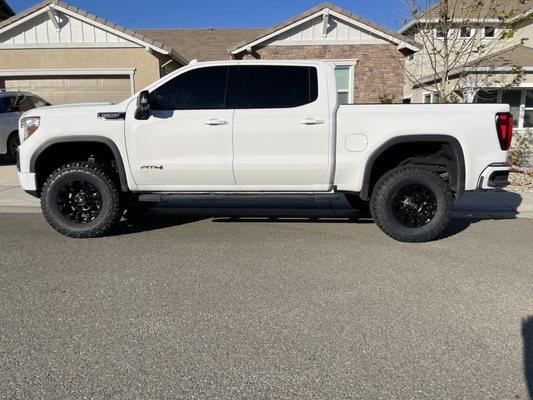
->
[9,0,412,31]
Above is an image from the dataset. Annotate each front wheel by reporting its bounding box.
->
[370,166,453,242]
[41,162,122,238]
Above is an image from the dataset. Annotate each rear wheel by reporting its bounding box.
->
[370,166,453,242]
[6,132,20,163]
[41,162,121,238]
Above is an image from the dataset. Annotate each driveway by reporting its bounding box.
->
[0,213,532,399]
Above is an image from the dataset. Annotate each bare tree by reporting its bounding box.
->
[401,0,529,103]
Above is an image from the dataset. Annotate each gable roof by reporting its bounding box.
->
[399,0,532,33]
[468,44,533,68]
[229,2,421,55]
[416,44,533,86]
[0,0,15,19]
[136,28,267,61]
[0,0,188,64]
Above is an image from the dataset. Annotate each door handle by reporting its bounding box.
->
[300,118,324,125]
[204,118,228,126]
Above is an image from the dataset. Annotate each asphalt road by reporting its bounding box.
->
[0,212,532,399]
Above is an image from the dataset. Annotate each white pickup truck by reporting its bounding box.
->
[16,60,513,242]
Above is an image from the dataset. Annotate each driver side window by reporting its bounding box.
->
[151,66,229,111]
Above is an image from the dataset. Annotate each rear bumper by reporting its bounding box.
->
[477,163,512,189]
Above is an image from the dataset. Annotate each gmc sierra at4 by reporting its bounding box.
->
[16,61,513,242]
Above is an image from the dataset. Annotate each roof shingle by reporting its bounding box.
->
[136,28,267,61]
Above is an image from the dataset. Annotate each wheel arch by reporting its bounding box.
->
[359,134,466,201]
[30,136,129,193]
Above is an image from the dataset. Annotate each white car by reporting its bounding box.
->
[16,61,513,242]
[0,90,50,162]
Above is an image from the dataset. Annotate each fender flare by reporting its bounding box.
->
[30,136,129,192]
[359,134,466,201]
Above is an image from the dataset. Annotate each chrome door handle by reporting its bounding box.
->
[300,118,324,125]
[204,118,228,126]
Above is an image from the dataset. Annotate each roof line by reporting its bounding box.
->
[399,2,533,33]
[228,2,421,54]
[136,27,268,31]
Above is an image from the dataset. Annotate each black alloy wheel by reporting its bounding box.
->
[57,180,103,224]
[391,183,437,228]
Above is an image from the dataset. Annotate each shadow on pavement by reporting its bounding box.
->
[109,213,206,236]
[101,191,524,238]
[454,191,522,217]
[523,316,533,400]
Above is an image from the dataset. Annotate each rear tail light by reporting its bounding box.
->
[495,112,513,150]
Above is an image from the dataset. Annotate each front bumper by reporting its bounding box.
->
[17,171,38,197]
[477,163,512,189]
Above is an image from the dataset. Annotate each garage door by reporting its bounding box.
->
[2,75,132,105]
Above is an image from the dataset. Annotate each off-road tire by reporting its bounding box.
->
[370,166,453,243]
[41,162,121,238]
[6,132,20,163]
[345,193,371,216]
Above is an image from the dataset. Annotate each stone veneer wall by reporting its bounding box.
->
[240,44,404,104]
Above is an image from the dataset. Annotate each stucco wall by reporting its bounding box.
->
[0,47,172,91]
[239,44,405,104]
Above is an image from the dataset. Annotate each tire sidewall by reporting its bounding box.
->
[44,170,114,234]
[371,168,453,242]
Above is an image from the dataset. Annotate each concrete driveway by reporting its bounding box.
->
[0,213,531,399]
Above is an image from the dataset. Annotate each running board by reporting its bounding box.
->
[138,192,340,203]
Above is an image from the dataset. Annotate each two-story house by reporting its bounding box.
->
[400,0,532,136]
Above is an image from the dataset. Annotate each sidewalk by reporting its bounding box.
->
[0,163,531,219]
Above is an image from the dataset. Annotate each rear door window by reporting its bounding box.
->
[234,66,318,109]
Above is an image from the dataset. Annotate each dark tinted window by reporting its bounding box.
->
[151,66,229,110]
[236,66,318,109]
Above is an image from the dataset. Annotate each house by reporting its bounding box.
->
[0,0,14,22]
[0,0,187,104]
[0,1,418,105]
[140,3,420,104]
[400,0,532,134]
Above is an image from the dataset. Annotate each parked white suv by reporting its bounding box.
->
[0,90,50,162]
[16,61,513,242]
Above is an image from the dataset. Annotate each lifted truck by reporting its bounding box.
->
[16,61,513,242]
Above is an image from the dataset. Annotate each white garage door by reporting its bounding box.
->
[3,75,132,105]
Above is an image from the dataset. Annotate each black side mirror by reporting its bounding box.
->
[135,90,151,120]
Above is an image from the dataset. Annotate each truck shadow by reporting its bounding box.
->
[107,192,523,238]
[523,316,533,400]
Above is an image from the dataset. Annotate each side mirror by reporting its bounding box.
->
[135,90,151,120]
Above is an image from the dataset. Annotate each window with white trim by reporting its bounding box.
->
[459,27,472,38]
[424,93,440,104]
[475,88,533,129]
[484,26,496,38]
[334,65,354,104]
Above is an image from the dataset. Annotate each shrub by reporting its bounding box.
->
[507,132,531,167]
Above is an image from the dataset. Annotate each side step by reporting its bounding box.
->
[138,192,341,203]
